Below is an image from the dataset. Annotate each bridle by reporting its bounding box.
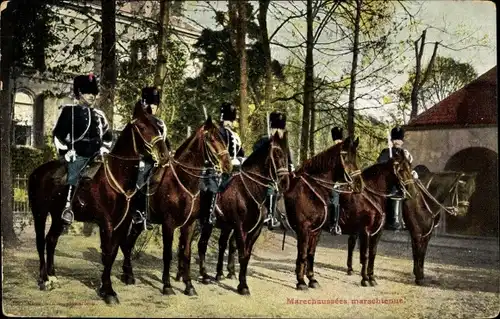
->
[338,150,363,193]
[129,118,168,167]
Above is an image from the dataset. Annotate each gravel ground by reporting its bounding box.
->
[2,227,499,318]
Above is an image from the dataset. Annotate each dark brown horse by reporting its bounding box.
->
[346,169,477,285]
[192,132,291,295]
[118,117,233,296]
[28,103,169,304]
[283,136,365,290]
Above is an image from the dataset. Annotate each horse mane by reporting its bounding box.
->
[241,139,272,168]
[295,143,341,175]
[174,129,199,158]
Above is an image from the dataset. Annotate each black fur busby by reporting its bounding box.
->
[269,111,286,129]
[331,127,343,141]
[220,102,237,121]
[73,73,99,97]
[390,126,404,140]
[142,87,160,106]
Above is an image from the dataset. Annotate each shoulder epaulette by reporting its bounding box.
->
[59,104,76,109]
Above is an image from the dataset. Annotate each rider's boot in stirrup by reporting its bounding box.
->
[267,194,280,230]
[328,203,342,235]
[208,192,218,225]
[61,185,75,225]
[385,199,403,231]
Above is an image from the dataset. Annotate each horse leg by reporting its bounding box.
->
[161,222,175,295]
[367,232,382,286]
[98,226,121,304]
[236,227,262,296]
[198,221,214,284]
[175,233,184,281]
[44,216,65,290]
[347,234,357,275]
[215,226,230,281]
[412,235,431,285]
[226,231,237,279]
[295,228,309,290]
[120,222,144,285]
[306,231,321,288]
[359,231,370,287]
[34,209,49,290]
[179,222,197,296]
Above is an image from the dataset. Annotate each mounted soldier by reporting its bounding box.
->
[53,73,113,225]
[329,126,344,235]
[376,126,416,230]
[252,111,294,230]
[130,86,171,230]
[203,102,245,224]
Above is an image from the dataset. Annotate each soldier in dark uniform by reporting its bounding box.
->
[376,126,415,231]
[131,87,171,230]
[252,111,294,230]
[53,73,113,225]
[329,127,344,235]
[202,102,246,225]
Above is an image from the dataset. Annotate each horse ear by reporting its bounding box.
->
[133,101,145,119]
[204,116,214,128]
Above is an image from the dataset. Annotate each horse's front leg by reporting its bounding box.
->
[175,233,185,281]
[226,231,237,279]
[198,221,214,283]
[120,222,144,285]
[347,234,357,275]
[43,215,65,290]
[179,222,197,296]
[98,223,122,304]
[367,232,382,286]
[161,221,176,295]
[412,234,431,285]
[359,231,370,287]
[215,226,231,281]
[295,227,309,290]
[306,231,321,288]
[236,225,262,295]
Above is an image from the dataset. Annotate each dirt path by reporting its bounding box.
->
[2,228,499,318]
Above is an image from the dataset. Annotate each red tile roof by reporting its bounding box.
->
[407,66,497,127]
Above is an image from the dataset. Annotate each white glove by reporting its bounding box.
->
[238,157,246,164]
[64,149,76,162]
[289,163,295,171]
[100,146,110,155]
[412,170,419,179]
[231,158,241,166]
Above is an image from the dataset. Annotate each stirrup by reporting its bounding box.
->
[61,207,74,224]
[132,210,146,224]
[330,223,342,235]
[208,212,217,225]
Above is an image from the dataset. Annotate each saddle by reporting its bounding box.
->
[52,156,103,186]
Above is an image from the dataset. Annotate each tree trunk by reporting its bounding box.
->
[300,0,313,161]
[347,0,362,138]
[154,0,171,92]
[410,30,426,120]
[308,102,315,157]
[100,0,116,128]
[0,4,19,246]
[258,0,272,113]
[236,0,248,137]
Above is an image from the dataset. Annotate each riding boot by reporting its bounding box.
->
[132,190,147,226]
[385,199,403,231]
[328,203,342,235]
[208,192,218,225]
[267,193,280,230]
[61,185,75,225]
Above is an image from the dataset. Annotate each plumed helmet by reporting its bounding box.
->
[73,73,99,97]
[331,127,343,141]
[390,126,404,140]
[141,87,160,106]
[220,102,237,121]
[269,111,286,129]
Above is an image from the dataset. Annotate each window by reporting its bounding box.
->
[13,91,34,147]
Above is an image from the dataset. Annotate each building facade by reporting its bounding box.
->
[404,66,498,237]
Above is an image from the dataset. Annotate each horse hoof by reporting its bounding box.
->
[162,287,175,295]
[296,283,308,291]
[369,279,378,286]
[415,279,425,286]
[120,274,136,285]
[361,279,369,287]
[308,280,320,289]
[227,272,236,279]
[175,273,182,282]
[103,295,120,305]
[347,270,354,276]
[237,285,250,296]
[38,282,49,291]
[215,273,224,281]
[201,275,211,285]
[184,287,197,296]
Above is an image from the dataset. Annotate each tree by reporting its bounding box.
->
[1,0,60,246]
[398,56,477,114]
[154,0,171,90]
[236,0,249,136]
[300,0,313,162]
[99,0,117,127]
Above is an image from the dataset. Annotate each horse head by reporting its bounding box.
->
[112,102,169,166]
[336,136,364,193]
[451,172,477,216]
[269,131,291,193]
[390,148,417,198]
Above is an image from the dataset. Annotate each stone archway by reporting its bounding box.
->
[444,147,498,237]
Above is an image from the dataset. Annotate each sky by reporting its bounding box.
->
[181,0,497,122]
